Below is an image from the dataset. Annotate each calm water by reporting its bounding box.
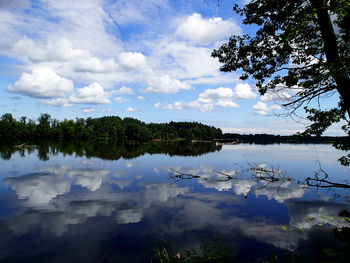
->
[0,142,349,262]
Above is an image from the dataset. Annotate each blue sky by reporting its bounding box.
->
[0,0,343,135]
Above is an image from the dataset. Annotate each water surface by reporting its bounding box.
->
[0,142,349,262]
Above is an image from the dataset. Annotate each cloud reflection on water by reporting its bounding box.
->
[1,160,350,260]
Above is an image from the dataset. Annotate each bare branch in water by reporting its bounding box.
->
[305,160,350,189]
[169,170,201,181]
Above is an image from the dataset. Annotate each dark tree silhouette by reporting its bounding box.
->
[212,0,350,165]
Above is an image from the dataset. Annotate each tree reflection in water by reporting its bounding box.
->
[0,140,222,161]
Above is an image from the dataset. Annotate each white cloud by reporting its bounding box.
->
[105,0,169,27]
[198,87,239,109]
[73,57,118,73]
[253,101,281,115]
[69,82,111,104]
[162,100,201,111]
[156,40,220,79]
[114,86,134,95]
[144,74,191,94]
[38,0,123,57]
[176,13,241,44]
[7,67,74,98]
[126,106,138,112]
[114,96,129,103]
[233,83,257,99]
[185,75,240,85]
[259,83,295,102]
[261,91,292,101]
[157,87,240,112]
[198,87,234,103]
[12,37,120,75]
[118,52,147,70]
[81,108,96,113]
[199,103,215,112]
[160,101,215,112]
[136,95,145,100]
[215,99,239,108]
[13,37,89,63]
[40,98,72,107]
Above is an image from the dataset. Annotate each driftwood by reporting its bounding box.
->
[168,161,350,197]
[216,171,237,181]
[305,177,350,188]
[170,170,201,181]
[305,160,350,189]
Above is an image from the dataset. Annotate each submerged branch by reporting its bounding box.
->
[305,177,350,188]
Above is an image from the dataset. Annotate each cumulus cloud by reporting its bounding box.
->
[73,57,118,73]
[156,40,220,79]
[233,83,257,99]
[159,101,215,112]
[261,91,292,101]
[114,86,134,95]
[69,82,111,104]
[144,74,191,94]
[162,100,200,110]
[157,86,240,112]
[126,106,138,112]
[7,67,74,98]
[12,37,89,63]
[136,95,145,100]
[118,52,147,70]
[253,101,282,115]
[114,97,129,103]
[13,37,120,75]
[215,99,239,108]
[82,107,96,113]
[198,87,234,103]
[177,13,241,44]
[40,98,72,107]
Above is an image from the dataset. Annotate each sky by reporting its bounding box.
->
[0,0,343,135]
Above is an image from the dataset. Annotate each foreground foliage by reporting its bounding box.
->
[212,0,350,165]
[151,239,232,263]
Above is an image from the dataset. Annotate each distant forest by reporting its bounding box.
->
[1,113,346,145]
[0,113,223,142]
[222,133,348,144]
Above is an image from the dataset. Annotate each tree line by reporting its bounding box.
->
[223,133,348,145]
[0,113,223,143]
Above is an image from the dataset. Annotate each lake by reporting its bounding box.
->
[0,141,349,262]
